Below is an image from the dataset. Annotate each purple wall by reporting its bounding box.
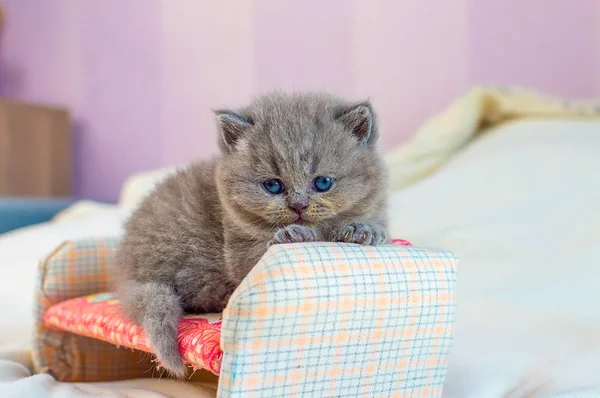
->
[2,0,599,201]
[467,0,599,96]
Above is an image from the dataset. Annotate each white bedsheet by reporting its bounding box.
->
[0,360,217,398]
[388,119,600,397]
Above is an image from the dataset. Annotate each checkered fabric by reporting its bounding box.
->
[32,238,157,382]
[32,237,458,395]
[219,243,458,398]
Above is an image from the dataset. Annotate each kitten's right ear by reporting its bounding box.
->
[214,110,253,153]
[336,101,378,147]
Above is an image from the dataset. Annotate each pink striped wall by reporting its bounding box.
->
[1,0,599,200]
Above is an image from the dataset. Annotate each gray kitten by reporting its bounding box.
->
[113,92,388,377]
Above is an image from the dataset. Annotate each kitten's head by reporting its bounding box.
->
[215,92,386,230]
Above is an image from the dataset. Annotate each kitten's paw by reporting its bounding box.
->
[269,225,318,246]
[336,223,387,246]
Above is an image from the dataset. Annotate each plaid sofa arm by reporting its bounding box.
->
[32,237,156,382]
[219,243,458,398]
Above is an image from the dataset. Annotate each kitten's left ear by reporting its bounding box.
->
[336,102,378,147]
[214,109,253,153]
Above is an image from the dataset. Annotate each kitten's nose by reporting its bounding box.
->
[288,202,308,214]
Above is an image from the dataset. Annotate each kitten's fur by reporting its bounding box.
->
[113,92,388,377]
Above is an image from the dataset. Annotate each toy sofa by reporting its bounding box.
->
[32,237,458,397]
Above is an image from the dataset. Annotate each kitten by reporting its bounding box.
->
[113,92,388,377]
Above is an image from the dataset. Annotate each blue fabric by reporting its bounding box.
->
[0,197,77,234]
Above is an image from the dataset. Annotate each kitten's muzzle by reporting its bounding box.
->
[288,202,310,224]
[288,201,308,215]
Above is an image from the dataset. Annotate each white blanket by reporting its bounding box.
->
[389,119,600,397]
[0,360,217,398]
[385,86,600,192]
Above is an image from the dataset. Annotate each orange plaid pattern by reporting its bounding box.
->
[219,243,458,397]
[32,238,157,382]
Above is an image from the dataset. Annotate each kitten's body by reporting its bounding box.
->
[113,92,388,377]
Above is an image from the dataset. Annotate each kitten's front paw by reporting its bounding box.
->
[336,223,387,246]
[269,225,318,246]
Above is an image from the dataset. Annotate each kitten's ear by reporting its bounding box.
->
[214,109,253,153]
[336,102,377,147]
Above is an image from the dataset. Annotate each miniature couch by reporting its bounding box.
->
[33,237,458,397]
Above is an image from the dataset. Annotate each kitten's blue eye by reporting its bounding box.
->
[313,176,334,192]
[263,179,285,195]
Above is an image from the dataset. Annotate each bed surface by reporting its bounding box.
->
[389,119,600,397]
[1,118,599,397]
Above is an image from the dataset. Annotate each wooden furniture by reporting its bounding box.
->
[0,99,71,197]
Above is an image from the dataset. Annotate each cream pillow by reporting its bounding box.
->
[118,166,179,212]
